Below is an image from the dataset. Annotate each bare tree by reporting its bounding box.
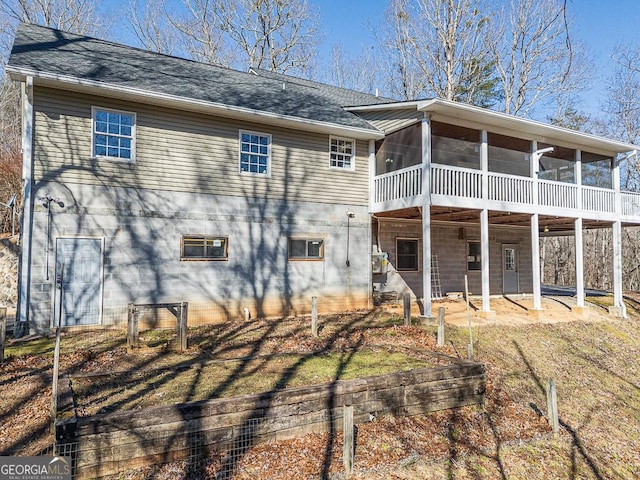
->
[378,0,425,100]
[128,0,178,55]
[217,0,319,74]
[487,0,588,117]
[379,0,499,105]
[324,44,383,95]
[165,0,232,66]
[159,0,319,73]
[602,42,640,191]
[0,0,108,233]
[0,0,106,36]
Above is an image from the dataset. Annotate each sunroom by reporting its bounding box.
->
[349,99,640,318]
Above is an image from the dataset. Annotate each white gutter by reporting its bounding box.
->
[17,76,34,334]
[6,66,385,141]
[417,98,640,153]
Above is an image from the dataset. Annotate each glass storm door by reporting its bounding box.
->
[502,244,519,294]
[55,238,103,326]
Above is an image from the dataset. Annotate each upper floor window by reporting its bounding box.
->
[240,131,271,176]
[92,107,135,161]
[330,136,355,170]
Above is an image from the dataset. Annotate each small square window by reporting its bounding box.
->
[468,241,481,270]
[330,136,355,170]
[289,238,324,260]
[181,236,228,260]
[240,130,271,176]
[92,107,136,162]
[396,238,418,271]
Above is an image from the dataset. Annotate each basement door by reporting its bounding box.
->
[55,238,103,327]
[502,244,519,294]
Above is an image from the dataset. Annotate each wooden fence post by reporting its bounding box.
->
[464,275,474,361]
[437,307,445,347]
[51,269,64,437]
[0,307,6,364]
[127,303,138,350]
[546,378,559,436]
[311,296,318,337]
[343,405,354,476]
[178,302,188,352]
[403,293,411,326]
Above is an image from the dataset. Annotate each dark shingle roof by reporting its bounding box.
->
[8,23,391,132]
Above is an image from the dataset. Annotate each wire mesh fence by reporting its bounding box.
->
[52,415,299,479]
[97,294,373,331]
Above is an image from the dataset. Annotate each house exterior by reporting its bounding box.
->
[6,24,640,334]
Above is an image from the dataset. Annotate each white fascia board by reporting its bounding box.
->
[345,101,424,112]
[7,67,385,141]
[418,98,640,154]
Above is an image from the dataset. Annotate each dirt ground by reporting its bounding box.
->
[1,294,638,480]
[384,294,612,327]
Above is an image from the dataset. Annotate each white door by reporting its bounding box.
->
[502,244,519,294]
[55,238,103,326]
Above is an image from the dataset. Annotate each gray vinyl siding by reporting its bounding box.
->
[32,86,370,206]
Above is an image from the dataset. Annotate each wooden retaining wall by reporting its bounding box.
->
[57,362,485,478]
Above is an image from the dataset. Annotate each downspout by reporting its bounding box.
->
[16,76,34,336]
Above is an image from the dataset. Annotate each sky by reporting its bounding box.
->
[8,0,640,117]
[308,0,640,116]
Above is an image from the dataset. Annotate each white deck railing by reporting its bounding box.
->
[622,191,640,217]
[538,179,578,210]
[372,163,640,223]
[431,164,482,199]
[373,164,422,204]
[582,186,616,214]
[488,172,533,204]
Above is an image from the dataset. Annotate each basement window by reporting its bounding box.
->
[467,241,481,270]
[181,236,228,260]
[396,238,419,271]
[289,238,324,260]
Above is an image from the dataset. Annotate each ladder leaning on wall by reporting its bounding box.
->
[431,255,443,299]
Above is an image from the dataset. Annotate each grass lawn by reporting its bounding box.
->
[1,303,639,479]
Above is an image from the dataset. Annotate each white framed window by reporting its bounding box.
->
[240,130,271,176]
[329,136,355,170]
[92,107,136,162]
[181,235,228,261]
[289,238,324,260]
[396,238,419,271]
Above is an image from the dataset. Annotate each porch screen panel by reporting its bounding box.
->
[431,122,480,170]
[487,133,530,177]
[375,123,422,174]
[582,152,613,189]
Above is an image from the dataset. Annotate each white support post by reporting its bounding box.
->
[531,213,542,311]
[480,209,491,312]
[611,154,626,317]
[421,115,432,318]
[368,139,376,212]
[531,140,539,207]
[575,149,583,211]
[612,220,625,316]
[480,130,488,200]
[574,218,585,307]
[367,140,375,309]
[17,77,34,332]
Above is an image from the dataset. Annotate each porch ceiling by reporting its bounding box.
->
[374,206,615,233]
